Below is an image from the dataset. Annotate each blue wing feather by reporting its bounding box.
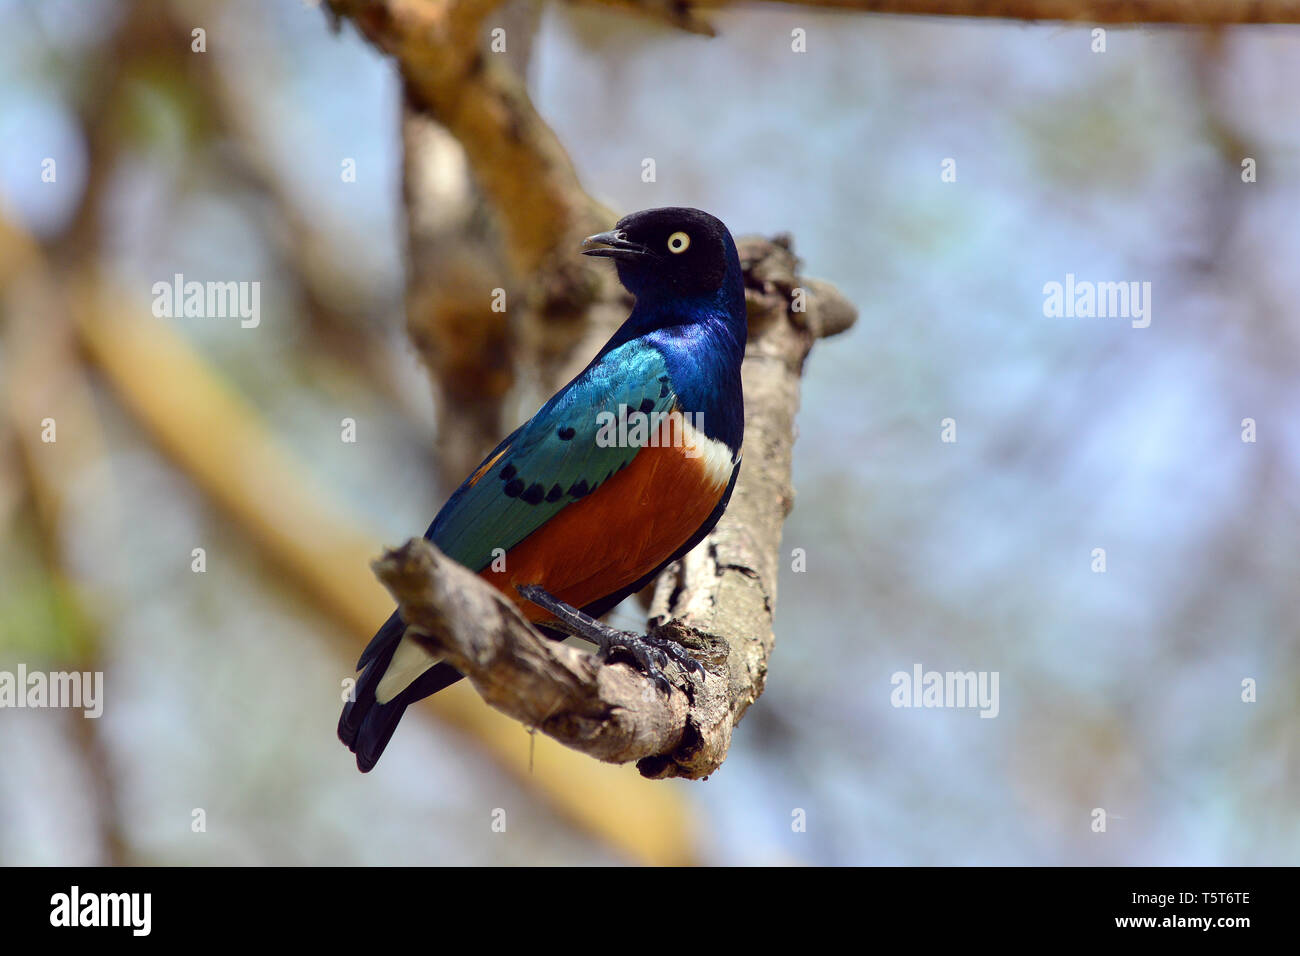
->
[427,341,678,572]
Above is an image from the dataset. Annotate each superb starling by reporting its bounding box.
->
[339,207,746,771]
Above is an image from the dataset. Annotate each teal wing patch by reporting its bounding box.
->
[428,342,678,572]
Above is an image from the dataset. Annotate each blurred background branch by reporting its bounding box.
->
[328,0,630,486]
[1,217,127,865]
[576,0,1300,32]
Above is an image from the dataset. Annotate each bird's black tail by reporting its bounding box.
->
[337,611,465,772]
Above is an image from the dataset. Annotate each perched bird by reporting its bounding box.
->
[339,207,747,772]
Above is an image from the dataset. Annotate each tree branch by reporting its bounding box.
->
[327,0,622,475]
[327,0,607,275]
[373,236,857,779]
[374,539,713,765]
[576,0,1300,30]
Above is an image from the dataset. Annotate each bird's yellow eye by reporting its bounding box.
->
[667,231,690,254]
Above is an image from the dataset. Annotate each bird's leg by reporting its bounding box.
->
[516,585,702,694]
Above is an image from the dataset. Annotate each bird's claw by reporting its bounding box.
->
[597,628,700,696]
[516,584,700,696]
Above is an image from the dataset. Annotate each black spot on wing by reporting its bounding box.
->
[638,398,655,415]
[545,483,564,502]
[567,479,590,498]
[504,478,524,498]
[521,483,546,504]
[557,426,576,441]
[500,463,517,481]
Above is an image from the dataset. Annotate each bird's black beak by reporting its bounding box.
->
[582,230,652,261]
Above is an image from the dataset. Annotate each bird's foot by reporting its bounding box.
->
[517,585,702,695]
[594,626,705,697]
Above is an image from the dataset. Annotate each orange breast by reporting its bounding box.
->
[479,437,731,622]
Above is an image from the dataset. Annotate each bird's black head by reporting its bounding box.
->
[582,207,737,300]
